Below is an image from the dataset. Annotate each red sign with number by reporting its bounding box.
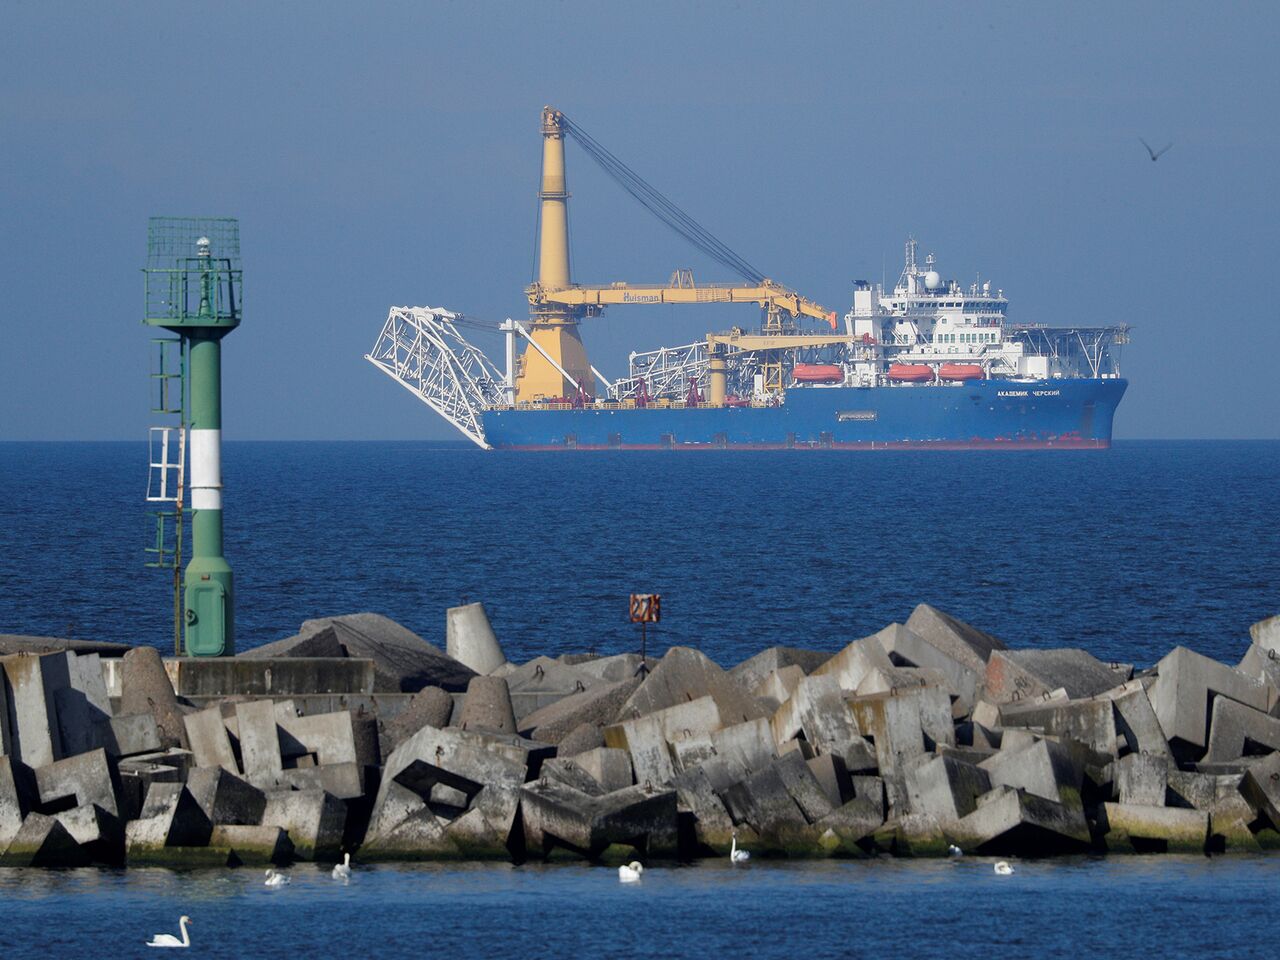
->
[629,594,661,623]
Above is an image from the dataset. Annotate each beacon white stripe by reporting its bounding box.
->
[191,488,222,510]
[189,428,222,511]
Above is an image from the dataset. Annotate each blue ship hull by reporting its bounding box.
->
[482,378,1127,450]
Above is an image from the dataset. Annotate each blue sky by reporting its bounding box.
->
[1,1,1277,440]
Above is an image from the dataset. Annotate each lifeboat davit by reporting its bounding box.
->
[792,363,843,384]
[887,363,934,383]
[939,363,984,381]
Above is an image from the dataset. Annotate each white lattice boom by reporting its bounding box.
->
[365,306,506,449]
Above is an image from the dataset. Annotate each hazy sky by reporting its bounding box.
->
[2,1,1277,440]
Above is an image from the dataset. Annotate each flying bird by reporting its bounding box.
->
[1140,137,1173,162]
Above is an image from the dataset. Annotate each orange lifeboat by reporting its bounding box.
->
[939,363,984,381]
[887,363,934,383]
[792,363,842,384]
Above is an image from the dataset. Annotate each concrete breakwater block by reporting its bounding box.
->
[261,789,346,861]
[2,651,74,767]
[456,676,518,736]
[985,648,1125,704]
[381,686,454,753]
[730,646,830,694]
[10,602,1280,869]
[620,647,765,726]
[1149,646,1267,758]
[446,603,508,676]
[904,604,1007,676]
[519,677,641,745]
[167,657,376,698]
[121,646,189,751]
[520,778,678,859]
[246,613,476,693]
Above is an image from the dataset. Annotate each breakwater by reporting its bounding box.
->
[2,603,1280,867]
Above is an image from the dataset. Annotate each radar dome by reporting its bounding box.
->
[924,270,942,290]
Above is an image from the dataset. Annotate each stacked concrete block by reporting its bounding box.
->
[518,677,641,745]
[261,789,346,860]
[184,705,239,772]
[985,649,1125,704]
[0,812,88,867]
[998,696,1117,755]
[979,738,1084,808]
[1102,681,1173,758]
[1203,697,1280,762]
[362,723,539,859]
[811,633,895,693]
[1101,802,1209,852]
[120,646,189,750]
[604,696,722,787]
[381,686,454,753]
[730,646,829,694]
[186,767,266,825]
[906,754,991,825]
[556,723,605,757]
[1251,614,1280,653]
[9,606,1280,868]
[520,778,678,859]
[950,785,1091,854]
[248,612,477,692]
[620,647,765,726]
[125,783,214,862]
[446,602,508,676]
[209,824,294,865]
[456,676,518,735]
[770,675,861,754]
[904,604,1007,676]
[0,756,32,850]
[1,652,73,766]
[753,665,805,705]
[876,623,983,716]
[1114,752,1169,806]
[1148,646,1268,760]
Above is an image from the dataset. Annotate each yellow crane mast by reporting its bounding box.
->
[515,107,839,404]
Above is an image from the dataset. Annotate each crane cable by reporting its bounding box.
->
[558,115,766,286]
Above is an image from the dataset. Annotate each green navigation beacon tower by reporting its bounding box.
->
[143,218,242,656]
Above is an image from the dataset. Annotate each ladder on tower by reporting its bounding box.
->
[144,337,186,655]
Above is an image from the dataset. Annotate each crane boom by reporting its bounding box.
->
[528,279,837,329]
[514,107,838,403]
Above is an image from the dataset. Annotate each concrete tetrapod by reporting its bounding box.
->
[446,603,508,676]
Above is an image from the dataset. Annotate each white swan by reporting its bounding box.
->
[618,861,644,882]
[948,844,963,857]
[730,831,750,863]
[994,861,1015,875]
[332,852,352,880]
[264,869,291,887]
[146,916,191,948]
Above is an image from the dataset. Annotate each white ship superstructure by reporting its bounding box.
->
[845,237,1128,386]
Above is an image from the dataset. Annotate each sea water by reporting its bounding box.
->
[0,440,1275,666]
[0,856,1276,959]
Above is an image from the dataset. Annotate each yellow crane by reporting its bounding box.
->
[516,107,840,403]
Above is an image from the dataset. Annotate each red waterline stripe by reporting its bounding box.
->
[493,438,1112,452]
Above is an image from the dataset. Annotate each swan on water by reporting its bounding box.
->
[265,869,291,887]
[994,861,1015,875]
[146,916,191,949]
[730,831,750,863]
[333,852,352,880]
[618,861,644,882]
[948,844,963,857]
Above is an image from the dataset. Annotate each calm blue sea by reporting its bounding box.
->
[0,440,1277,667]
[0,857,1277,959]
